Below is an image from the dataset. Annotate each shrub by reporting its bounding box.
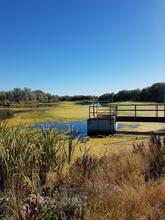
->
[0,109,14,120]
[69,145,101,185]
[133,135,165,180]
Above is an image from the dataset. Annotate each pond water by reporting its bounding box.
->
[116,123,140,129]
[33,121,140,136]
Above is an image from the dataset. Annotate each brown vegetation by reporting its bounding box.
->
[0,123,165,219]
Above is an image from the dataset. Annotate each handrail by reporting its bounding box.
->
[89,103,165,119]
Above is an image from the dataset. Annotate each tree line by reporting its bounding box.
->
[0,83,164,106]
[0,88,96,106]
[99,83,165,103]
[0,88,59,106]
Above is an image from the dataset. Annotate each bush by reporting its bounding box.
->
[0,109,14,120]
[133,135,165,180]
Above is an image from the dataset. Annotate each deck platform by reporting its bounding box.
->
[89,103,165,123]
[87,103,165,135]
[116,116,165,123]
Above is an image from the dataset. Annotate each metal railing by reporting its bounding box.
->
[89,103,165,119]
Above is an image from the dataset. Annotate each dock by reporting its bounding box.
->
[87,103,165,135]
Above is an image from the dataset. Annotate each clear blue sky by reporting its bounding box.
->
[0,0,164,95]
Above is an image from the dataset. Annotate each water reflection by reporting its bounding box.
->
[33,121,140,137]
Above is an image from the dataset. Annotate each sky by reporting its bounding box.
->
[0,0,165,95]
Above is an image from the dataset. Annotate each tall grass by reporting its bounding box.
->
[0,123,79,219]
[0,123,165,219]
[79,136,165,220]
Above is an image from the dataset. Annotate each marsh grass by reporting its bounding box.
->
[6,101,88,126]
[0,122,165,219]
[0,123,81,219]
[5,101,165,133]
[81,138,165,220]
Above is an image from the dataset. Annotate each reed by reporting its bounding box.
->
[0,123,165,219]
[0,123,78,219]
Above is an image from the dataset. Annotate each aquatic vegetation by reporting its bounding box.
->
[6,101,88,126]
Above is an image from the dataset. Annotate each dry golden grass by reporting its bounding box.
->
[68,136,165,220]
[81,153,165,220]
[77,135,149,156]
[0,122,165,219]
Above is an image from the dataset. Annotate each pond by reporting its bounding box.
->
[33,121,87,135]
[33,121,140,136]
[116,123,140,129]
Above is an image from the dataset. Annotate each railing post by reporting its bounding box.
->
[93,105,95,118]
[164,104,165,118]
[135,105,137,117]
[157,104,159,117]
[116,105,118,116]
[155,104,158,117]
